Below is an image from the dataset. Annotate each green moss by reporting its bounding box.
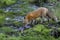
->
[0,27,14,33]
[0,15,5,24]
[0,0,16,6]
[33,24,45,32]
[13,21,23,27]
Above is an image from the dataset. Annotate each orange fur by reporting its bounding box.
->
[23,7,49,26]
[23,7,58,27]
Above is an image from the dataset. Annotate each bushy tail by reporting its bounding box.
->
[47,11,58,23]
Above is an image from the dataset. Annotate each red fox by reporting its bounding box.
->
[23,7,58,27]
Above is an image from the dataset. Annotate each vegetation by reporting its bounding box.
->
[0,0,16,7]
[0,0,60,40]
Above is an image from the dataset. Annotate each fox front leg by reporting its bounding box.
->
[29,19,37,27]
[40,16,45,24]
[29,20,34,27]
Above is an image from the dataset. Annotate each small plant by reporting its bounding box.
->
[0,27,14,33]
[0,0,16,6]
